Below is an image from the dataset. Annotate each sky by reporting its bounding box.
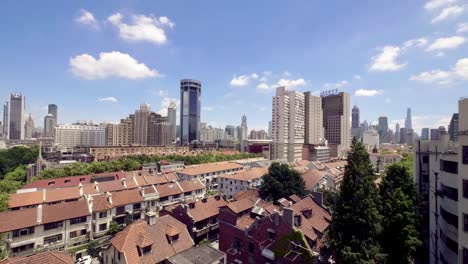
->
[0,0,467,134]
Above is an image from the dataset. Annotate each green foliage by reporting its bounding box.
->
[400,153,414,176]
[316,187,338,211]
[199,238,212,245]
[86,240,100,258]
[0,165,28,212]
[107,221,122,236]
[259,163,306,201]
[329,138,386,264]
[0,146,38,179]
[273,231,314,262]
[379,163,421,264]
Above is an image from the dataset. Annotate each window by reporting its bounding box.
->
[440,230,458,253]
[64,179,71,183]
[464,180,468,199]
[160,196,169,202]
[133,203,141,210]
[441,184,458,201]
[440,206,458,229]
[142,245,151,255]
[463,247,468,264]
[99,211,107,218]
[99,223,107,231]
[79,177,86,182]
[44,221,63,231]
[248,242,254,254]
[116,206,125,215]
[463,146,468,164]
[440,160,458,174]
[184,191,192,196]
[422,156,429,164]
[70,229,86,238]
[12,227,34,237]
[44,234,63,245]
[48,181,55,186]
[70,216,87,225]
[12,243,34,253]
[267,229,275,240]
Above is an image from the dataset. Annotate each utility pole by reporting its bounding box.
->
[433,170,439,264]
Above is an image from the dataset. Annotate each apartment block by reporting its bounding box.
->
[217,167,267,199]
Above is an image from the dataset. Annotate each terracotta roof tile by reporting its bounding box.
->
[232,189,260,201]
[111,189,143,207]
[20,172,125,190]
[302,170,327,190]
[45,188,81,203]
[110,216,193,264]
[290,196,331,242]
[42,200,90,224]
[218,167,267,182]
[227,197,256,214]
[156,183,183,198]
[0,207,37,233]
[185,196,227,223]
[179,162,243,176]
[8,191,44,208]
[178,179,205,193]
[0,251,74,264]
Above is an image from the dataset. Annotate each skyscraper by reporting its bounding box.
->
[268,121,272,138]
[8,93,25,140]
[180,79,201,145]
[2,101,8,139]
[24,113,34,139]
[405,107,412,129]
[134,103,151,145]
[378,116,389,143]
[449,113,459,141]
[240,114,248,141]
[395,122,400,143]
[272,86,305,162]
[421,128,430,140]
[48,104,58,121]
[351,105,360,139]
[304,91,324,144]
[44,114,56,138]
[321,91,350,157]
[167,102,177,143]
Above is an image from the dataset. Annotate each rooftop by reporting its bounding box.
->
[218,167,268,182]
[179,162,243,176]
[167,244,225,264]
[0,251,73,264]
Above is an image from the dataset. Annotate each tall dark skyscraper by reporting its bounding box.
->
[180,79,201,145]
[351,105,360,128]
[405,107,412,129]
[8,93,25,140]
[449,113,459,141]
[378,116,389,143]
[48,104,58,120]
[44,104,58,138]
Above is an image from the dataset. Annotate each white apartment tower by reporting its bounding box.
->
[272,86,305,162]
[167,102,177,143]
[304,91,324,145]
[55,123,106,150]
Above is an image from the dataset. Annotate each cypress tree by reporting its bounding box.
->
[259,162,306,201]
[329,138,385,263]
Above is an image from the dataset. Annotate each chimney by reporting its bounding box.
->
[283,208,294,227]
[79,183,83,196]
[140,187,145,197]
[311,192,324,207]
[42,189,46,203]
[122,178,127,188]
[94,181,99,192]
[106,192,113,205]
[36,204,43,225]
[87,196,94,212]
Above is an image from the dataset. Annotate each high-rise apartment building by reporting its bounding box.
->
[180,79,201,145]
[378,116,389,143]
[304,91,324,144]
[167,102,177,143]
[7,93,25,140]
[405,107,412,129]
[268,121,272,138]
[421,128,430,140]
[43,104,58,137]
[449,113,459,142]
[55,122,106,150]
[134,103,151,145]
[351,105,361,139]
[321,91,350,157]
[395,122,400,143]
[271,86,305,162]
[414,97,468,264]
[24,114,34,139]
[240,114,248,141]
[2,101,8,139]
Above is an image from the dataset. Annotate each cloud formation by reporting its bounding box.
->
[424,0,457,10]
[431,5,464,23]
[70,51,159,80]
[75,9,97,26]
[354,89,384,97]
[277,78,306,87]
[410,57,468,84]
[98,97,118,103]
[426,36,466,51]
[369,46,406,72]
[230,73,259,86]
[108,13,174,44]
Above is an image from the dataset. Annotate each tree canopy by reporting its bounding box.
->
[259,162,306,201]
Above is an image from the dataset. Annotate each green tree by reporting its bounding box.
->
[86,240,100,258]
[379,164,421,263]
[329,138,386,264]
[316,187,338,211]
[107,221,122,236]
[259,162,306,201]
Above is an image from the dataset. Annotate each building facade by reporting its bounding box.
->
[55,123,106,150]
[449,113,459,142]
[167,102,177,143]
[321,92,350,157]
[8,93,25,140]
[180,79,201,145]
[304,92,324,145]
[24,114,34,139]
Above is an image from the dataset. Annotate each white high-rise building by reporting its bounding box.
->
[134,103,151,145]
[272,86,305,162]
[55,123,106,150]
[304,92,324,145]
[167,102,177,143]
[24,113,34,139]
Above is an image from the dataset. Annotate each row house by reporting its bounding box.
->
[83,145,190,161]
[0,200,91,258]
[218,195,331,264]
[218,167,268,199]
[177,162,244,189]
[170,196,227,244]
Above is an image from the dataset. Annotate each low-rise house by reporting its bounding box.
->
[102,215,194,264]
[170,196,227,243]
[0,250,74,264]
[369,152,402,173]
[177,162,243,189]
[166,244,226,264]
[20,172,126,191]
[0,200,91,258]
[218,196,331,263]
[218,167,267,199]
[302,170,336,191]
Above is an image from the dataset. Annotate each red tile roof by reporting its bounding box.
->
[110,216,193,264]
[178,179,205,193]
[179,162,243,176]
[302,170,327,190]
[290,196,331,242]
[0,207,38,233]
[185,197,227,223]
[0,251,74,264]
[20,172,125,190]
[156,183,183,198]
[232,189,260,201]
[227,197,256,214]
[42,200,90,224]
[8,191,44,208]
[218,167,267,182]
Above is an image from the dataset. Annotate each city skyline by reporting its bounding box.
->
[1,1,467,132]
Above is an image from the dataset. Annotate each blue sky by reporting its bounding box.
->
[0,0,467,133]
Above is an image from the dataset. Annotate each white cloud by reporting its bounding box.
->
[230,73,259,87]
[256,83,270,90]
[353,75,362,80]
[426,36,466,51]
[202,106,214,111]
[354,89,384,97]
[70,51,159,80]
[157,89,168,97]
[283,71,292,77]
[323,80,348,89]
[107,12,174,44]
[98,97,118,103]
[75,9,97,26]
[369,46,406,72]
[431,5,464,23]
[410,57,468,84]
[424,0,457,10]
[157,97,179,116]
[277,78,306,87]
[457,22,468,33]
[403,38,428,49]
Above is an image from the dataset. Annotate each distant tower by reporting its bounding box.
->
[405,107,412,129]
[180,79,201,145]
[25,113,35,139]
[351,105,360,139]
[395,122,400,143]
[48,104,58,121]
[322,91,351,157]
[240,114,248,141]
[167,102,177,143]
[378,116,389,143]
[2,101,8,139]
[8,93,25,140]
[134,103,151,145]
[449,113,459,141]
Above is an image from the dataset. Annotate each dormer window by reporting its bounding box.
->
[142,245,151,255]
[294,215,302,227]
[166,225,180,244]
